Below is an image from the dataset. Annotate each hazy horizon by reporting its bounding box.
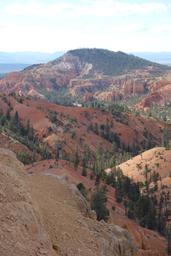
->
[1,50,171,54]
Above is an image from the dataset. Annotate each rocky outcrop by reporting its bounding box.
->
[0,148,56,256]
[69,78,112,96]
[137,79,171,109]
[149,79,169,92]
[123,79,147,96]
[26,157,168,256]
[0,148,137,256]
[29,173,137,256]
[96,78,148,101]
[96,90,123,101]
[138,92,164,109]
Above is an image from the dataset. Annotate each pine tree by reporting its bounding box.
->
[82,158,87,176]
[6,108,10,120]
[91,189,109,221]
[73,149,79,169]
[163,127,170,149]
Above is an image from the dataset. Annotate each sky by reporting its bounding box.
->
[0,0,171,52]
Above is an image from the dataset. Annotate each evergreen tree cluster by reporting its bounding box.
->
[0,109,51,162]
[88,121,141,155]
[106,167,170,235]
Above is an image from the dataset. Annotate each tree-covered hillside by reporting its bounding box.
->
[68,48,165,76]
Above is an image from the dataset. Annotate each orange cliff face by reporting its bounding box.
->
[123,79,146,96]
[137,77,171,110]
[0,71,158,102]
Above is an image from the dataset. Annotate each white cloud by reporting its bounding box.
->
[6,2,73,17]
[5,0,168,17]
[0,25,6,30]
[0,21,170,53]
[0,0,170,52]
[0,24,87,52]
[111,22,144,34]
[81,0,168,16]
[151,24,171,33]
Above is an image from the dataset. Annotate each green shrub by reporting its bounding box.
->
[16,152,32,165]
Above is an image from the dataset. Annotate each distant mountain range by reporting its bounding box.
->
[0,63,29,74]
[132,52,171,65]
[0,51,64,73]
[0,51,64,64]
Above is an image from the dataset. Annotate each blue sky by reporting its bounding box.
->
[0,0,171,52]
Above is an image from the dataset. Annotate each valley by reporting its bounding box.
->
[0,48,171,256]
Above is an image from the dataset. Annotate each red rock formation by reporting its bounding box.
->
[137,80,171,109]
[0,50,168,103]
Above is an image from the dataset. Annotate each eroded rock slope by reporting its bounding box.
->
[0,148,136,256]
